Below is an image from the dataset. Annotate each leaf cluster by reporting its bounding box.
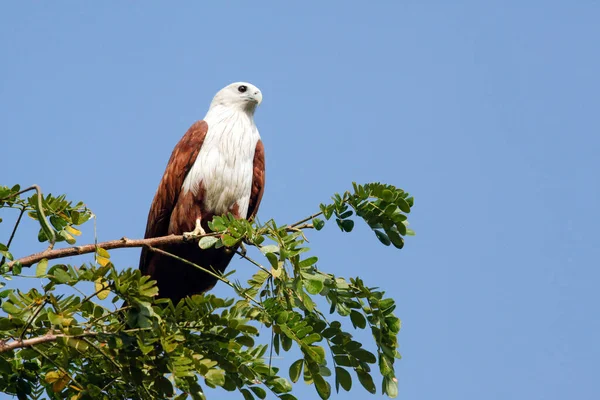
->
[0,182,414,399]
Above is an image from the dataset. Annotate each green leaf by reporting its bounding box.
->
[384,204,397,216]
[379,355,394,376]
[357,370,376,394]
[333,355,354,367]
[321,327,337,338]
[313,372,331,400]
[379,298,395,310]
[387,229,404,249]
[205,369,225,387]
[385,316,401,333]
[66,338,89,351]
[60,230,76,245]
[155,376,174,397]
[383,376,399,398]
[96,247,110,259]
[298,256,318,268]
[272,377,292,393]
[308,346,326,364]
[279,395,298,400]
[0,357,12,374]
[1,302,21,316]
[302,333,321,345]
[12,263,21,275]
[265,252,279,270]
[320,204,334,220]
[339,210,353,219]
[282,334,293,351]
[36,258,48,277]
[335,367,352,391]
[396,197,411,213]
[350,310,367,329]
[276,311,289,325]
[289,359,303,383]
[94,278,110,300]
[303,278,324,295]
[48,311,64,326]
[395,220,407,236]
[382,189,393,202]
[52,267,72,284]
[250,386,267,399]
[221,234,238,247]
[260,244,280,254]
[0,318,15,331]
[374,230,391,246]
[241,388,254,400]
[336,218,355,232]
[313,218,325,231]
[351,349,376,363]
[199,236,219,249]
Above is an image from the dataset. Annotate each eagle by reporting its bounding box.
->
[138,82,265,303]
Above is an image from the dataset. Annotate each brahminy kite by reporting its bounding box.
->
[138,82,265,303]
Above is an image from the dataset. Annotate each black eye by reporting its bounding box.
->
[238,85,247,93]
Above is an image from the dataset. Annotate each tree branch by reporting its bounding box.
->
[0,331,97,354]
[9,233,220,269]
[9,224,315,270]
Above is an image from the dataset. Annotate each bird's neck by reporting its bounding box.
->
[204,104,256,124]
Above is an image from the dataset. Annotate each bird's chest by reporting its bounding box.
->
[182,119,259,217]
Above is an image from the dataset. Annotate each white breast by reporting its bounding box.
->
[181,106,260,217]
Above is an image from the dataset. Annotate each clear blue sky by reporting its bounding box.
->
[1,2,599,399]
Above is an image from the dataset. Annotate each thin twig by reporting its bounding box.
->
[19,299,48,340]
[80,282,113,305]
[101,376,120,393]
[289,211,323,228]
[82,336,121,369]
[1,207,25,265]
[235,250,272,276]
[0,185,39,201]
[86,306,130,327]
[30,346,84,390]
[286,225,313,242]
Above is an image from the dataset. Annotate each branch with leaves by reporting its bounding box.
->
[0,181,414,399]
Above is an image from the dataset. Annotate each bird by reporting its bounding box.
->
[138,82,265,303]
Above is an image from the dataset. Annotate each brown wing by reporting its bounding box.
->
[139,120,208,275]
[247,140,265,220]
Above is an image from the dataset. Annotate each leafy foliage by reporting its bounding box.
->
[0,182,414,399]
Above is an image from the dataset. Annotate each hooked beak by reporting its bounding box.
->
[252,90,262,106]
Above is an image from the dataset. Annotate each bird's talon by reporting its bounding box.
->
[183,219,206,241]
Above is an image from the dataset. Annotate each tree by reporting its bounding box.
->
[0,182,414,400]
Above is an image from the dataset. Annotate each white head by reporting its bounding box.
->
[209,82,263,114]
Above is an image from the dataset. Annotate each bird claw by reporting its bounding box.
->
[183,219,206,242]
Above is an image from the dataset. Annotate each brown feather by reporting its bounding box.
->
[247,140,266,220]
[138,123,266,303]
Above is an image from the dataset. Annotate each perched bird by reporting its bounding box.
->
[138,82,265,303]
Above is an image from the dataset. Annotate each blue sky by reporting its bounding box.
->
[1,2,599,399]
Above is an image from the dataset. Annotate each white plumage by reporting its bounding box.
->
[181,82,262,217]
